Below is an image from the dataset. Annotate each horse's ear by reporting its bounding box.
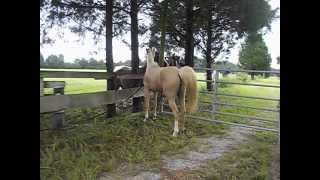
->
[151,47,156,57]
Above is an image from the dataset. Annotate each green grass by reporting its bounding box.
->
[190,132,279,180]
[40,110,226,179]
[44,78,106,95]
[40,72,280,179]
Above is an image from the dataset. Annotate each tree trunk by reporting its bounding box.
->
[106,0,116,118]
[131,0,143,112]
[131,0,139,74]
[206,0,213,91]
[184,0,194,67]
[159,0,168,67]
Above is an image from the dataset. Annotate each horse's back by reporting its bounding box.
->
[159,67,181,97]
[178,66,196,86]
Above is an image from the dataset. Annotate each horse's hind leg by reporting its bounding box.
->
[179,87,186,133]
[143,88,151,122]
[160,95,164,112]
[168,97,179,137]
[153,92,158,119]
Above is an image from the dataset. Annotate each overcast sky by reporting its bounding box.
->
[40,0,280,69]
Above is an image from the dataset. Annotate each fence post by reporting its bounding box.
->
[132,79,143,112]
[106,78,116,118]
[277,100,280,144]
[53,86,65,95]
[52,85,65,129]
[52,110,64,129]
[212,70,219,120]
[40,77,44,96]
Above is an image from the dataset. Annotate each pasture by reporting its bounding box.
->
[40,72,279,179]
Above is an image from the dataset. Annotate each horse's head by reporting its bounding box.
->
[146,47,156,63]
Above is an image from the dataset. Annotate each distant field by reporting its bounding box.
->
[44,78,106,95]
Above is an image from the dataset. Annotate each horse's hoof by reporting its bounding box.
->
[143,118,148,122]
[152,116,157,120]
[172,131,178,137]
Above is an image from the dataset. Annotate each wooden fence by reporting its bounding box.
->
[40,88,144,113]
[40,70,144,128]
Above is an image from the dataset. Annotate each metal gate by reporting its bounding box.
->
[160,67,280,139]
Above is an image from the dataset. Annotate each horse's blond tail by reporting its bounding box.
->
[180,66,198,113]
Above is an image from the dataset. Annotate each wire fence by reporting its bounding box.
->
[161,67,280,135]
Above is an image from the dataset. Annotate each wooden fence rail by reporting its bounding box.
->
[40,70,145,80]
[40,87,144,113]
[40,70,110,79]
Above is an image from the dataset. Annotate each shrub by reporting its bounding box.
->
[236,73,249,82]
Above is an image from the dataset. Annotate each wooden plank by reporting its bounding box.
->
[40,87,144,113]
[68,91,114,109]
[40,69,145,80]
[40,95,70,113]
[116,74,144,80]
[40,70,111,79]
[44,81,66,88]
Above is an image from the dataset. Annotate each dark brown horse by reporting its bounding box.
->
[153,51,184,68]
[113,65,146,90]
[165,54,185,68]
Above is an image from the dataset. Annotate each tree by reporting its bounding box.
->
[194,0,277,90]
[125,0,150,112]
[158,0,169,67]
[58,54,64,63]
[88,58,99,68]
[41,0,150,115]
[215,61,239,76]
[74,58,89,69]
[130,0,140,74]
[40,52,45,68]
[184,0,195,67]
[97,60,106,69]
[194,56,205,68]
[147,0,277,90]
[239,33,272,80]
[46,54,64,68]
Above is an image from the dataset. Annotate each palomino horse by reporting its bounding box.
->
[143,47,198,136]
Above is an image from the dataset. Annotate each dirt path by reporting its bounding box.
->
[98,126,253,180]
